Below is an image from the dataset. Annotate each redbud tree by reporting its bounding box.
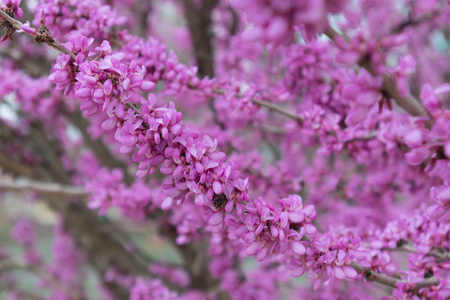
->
[0,0,449,299]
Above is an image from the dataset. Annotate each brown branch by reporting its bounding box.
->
[181,0,216,78]
[135,0,153,37]
[350,262,440,290]
[181,0,231,135]
[299,236,441,292]
[324,27,430,119]
[253,125,287,135]
[226,6,239,36]
[0,258,24,271]
[211,87,304,122]
[343,132,377,144]
[380,71,429,118]
[0,178,87,197]
[251,98,304,122]
[391,0,447,34]
[0,9,75,60]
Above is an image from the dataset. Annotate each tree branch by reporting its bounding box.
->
[181,0,216,78]
[391,0,447,34]
[300,236,441,292]
[383,243,450,262]
[0,177,87,197]
[350,262,440,290]
[0,9,75,60]
[324,27,430,119]
[251,98,304,122]
[0,150,34,178]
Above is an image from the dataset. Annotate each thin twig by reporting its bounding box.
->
[349,262,440,289]
[0,178,88,198]
[0,9,76,60]
[251,98,304,122]
[212,87,304,122]
[253,125,287,135]
[391,0,447,34]
[383,243,450,262]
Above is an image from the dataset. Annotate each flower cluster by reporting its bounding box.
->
[341,69,383,126]
[427,184,450,221]
[33,0,126,40]
[119,35,215,106]
[84,167,161,218]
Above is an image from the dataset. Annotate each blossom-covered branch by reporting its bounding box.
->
[1,0,449,299]
[0,8,75,59]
